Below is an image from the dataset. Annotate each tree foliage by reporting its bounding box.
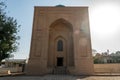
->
[0,1,20,62]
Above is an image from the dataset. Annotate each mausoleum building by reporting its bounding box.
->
[26,6,94,75]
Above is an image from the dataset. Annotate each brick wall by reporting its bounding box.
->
[94,64,120,73]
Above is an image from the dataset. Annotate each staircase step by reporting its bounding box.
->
[53,67,67,74]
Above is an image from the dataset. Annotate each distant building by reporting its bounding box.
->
[94,52,120,64]
[1,59,26,72]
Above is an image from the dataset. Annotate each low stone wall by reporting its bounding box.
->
[0,69,11,74]
[0,67,22,73]
[94,64,120,73]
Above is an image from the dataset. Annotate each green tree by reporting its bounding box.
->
[0,1,20,63]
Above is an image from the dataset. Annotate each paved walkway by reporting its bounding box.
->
[1,75,120,80]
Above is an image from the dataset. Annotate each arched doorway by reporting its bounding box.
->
[48,18,74,68]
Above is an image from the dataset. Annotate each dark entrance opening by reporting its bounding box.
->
[57,57,63,66]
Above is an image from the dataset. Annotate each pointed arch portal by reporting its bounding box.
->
[48,18,74,67]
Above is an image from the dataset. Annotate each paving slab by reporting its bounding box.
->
[1,75,120,80]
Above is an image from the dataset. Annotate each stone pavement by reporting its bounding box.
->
[1,75,120,80]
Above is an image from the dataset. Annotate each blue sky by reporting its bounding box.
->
[4,0,120,59]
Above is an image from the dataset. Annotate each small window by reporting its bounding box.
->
[57,40,63,51]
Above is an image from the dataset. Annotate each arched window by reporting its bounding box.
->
[57,40,63,51]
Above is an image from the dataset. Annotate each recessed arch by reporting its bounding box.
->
[55,36,66,52]
[48,18,74,67]
[54,35,66,41]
